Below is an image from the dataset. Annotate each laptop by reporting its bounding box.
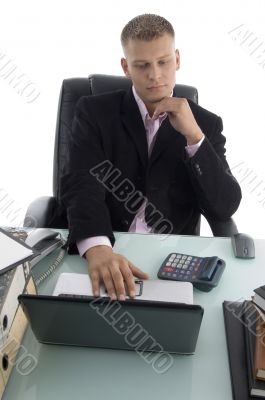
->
[18,279,204,354]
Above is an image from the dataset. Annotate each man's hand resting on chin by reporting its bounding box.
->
[152,97,204,145]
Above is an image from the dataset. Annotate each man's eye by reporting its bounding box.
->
[158,60,167,65]
[136,64,148,69]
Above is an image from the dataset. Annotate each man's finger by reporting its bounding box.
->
[153,97,186,119]
[101,269,117,300]
[90,270,100,297]
[109,266,127,300]
[152,97,173,118]
[120,267,136,298]
[129,263,149,280]
[152,105,166,119]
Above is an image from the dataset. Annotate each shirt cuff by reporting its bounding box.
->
[185,135,205,158]
[76,236,112,257]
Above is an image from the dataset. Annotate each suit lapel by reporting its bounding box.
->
[149,88,187,166]
[149,117,187,166]
[121,88,148,168]
[120,87,187,168]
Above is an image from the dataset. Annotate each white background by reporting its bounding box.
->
[0,0,264,238]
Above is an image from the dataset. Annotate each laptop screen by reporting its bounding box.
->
[19,294,203,355]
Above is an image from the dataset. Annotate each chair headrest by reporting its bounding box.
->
[89,74,132,94]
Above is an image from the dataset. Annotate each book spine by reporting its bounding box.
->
[254,314,265,381]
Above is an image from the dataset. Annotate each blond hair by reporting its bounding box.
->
[121,14,174,48]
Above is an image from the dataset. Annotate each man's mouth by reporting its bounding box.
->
[147,84,166,90]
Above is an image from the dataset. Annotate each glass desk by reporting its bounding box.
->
[3,232,264,400]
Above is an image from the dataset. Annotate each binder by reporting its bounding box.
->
[0,371,4,400]
[223,301,252,400]
[0,275,37,399]
[0,264,28,346]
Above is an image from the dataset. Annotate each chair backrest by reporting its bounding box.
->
[53,74,198,201]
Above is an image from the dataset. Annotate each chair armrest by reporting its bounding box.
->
[23,196,57,228]
[205,216,238,237]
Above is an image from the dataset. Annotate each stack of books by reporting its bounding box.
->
[223,285,265,399]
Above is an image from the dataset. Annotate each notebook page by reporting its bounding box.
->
[0,231,34,272]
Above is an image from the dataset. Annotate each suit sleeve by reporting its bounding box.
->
[60,97,115,247]
[185,116,242,220]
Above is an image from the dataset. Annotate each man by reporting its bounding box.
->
[61,14,241,301]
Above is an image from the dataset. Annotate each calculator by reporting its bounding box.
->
[157,253,226,292]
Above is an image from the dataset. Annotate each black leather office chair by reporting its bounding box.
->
[23,74,238,237]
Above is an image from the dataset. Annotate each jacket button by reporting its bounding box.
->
[194,163,202,175]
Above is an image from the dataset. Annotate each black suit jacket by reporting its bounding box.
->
[61,87,241,250]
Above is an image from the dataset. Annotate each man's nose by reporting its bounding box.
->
[148,64,161,81]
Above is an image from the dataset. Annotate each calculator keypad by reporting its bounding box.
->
[158,253,204,282]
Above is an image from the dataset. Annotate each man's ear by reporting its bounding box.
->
[121,58,131,78]
[175,49,180,71]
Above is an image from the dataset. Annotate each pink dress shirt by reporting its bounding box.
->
[77,87,204,256]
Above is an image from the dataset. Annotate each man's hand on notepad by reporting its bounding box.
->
[85,245,149,300]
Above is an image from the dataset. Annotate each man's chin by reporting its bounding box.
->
[149,96,165,104]
[146,95,167,104]
[145,89,172,103]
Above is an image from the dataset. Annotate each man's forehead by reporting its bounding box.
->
[123,34,175,57]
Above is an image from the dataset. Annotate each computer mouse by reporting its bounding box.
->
[25,228,59,248]
[231,233,255,259]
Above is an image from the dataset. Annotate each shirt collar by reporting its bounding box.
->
[132,86,172,125]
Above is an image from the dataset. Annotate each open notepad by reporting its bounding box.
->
[0,228,36,275]
[53,272,194,304]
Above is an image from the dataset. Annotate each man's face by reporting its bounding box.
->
[121,34,180,112]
